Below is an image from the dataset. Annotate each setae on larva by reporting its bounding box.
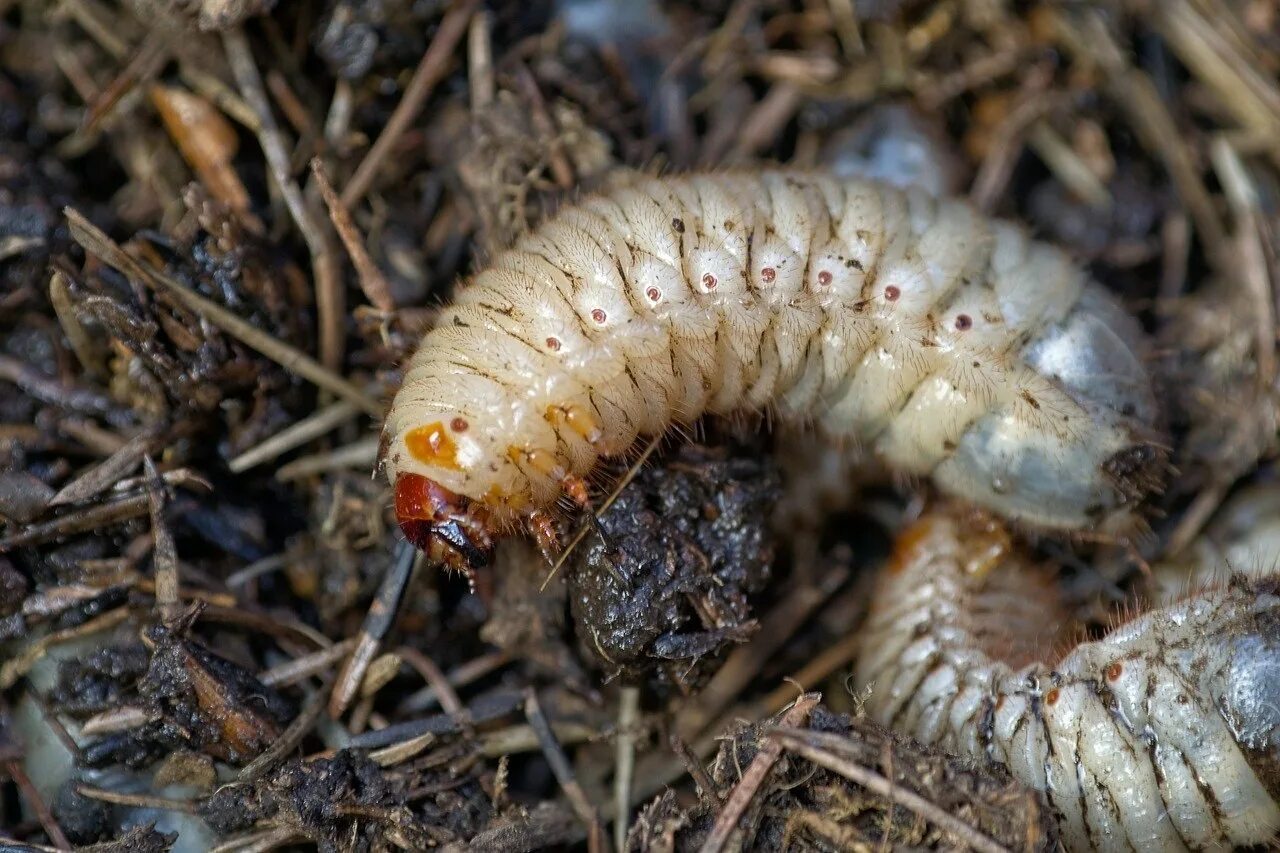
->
[855,506,1280,851]
[381,171,1165,569]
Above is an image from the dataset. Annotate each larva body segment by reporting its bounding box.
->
[382,171,1163,567]
[855,507,1280,852]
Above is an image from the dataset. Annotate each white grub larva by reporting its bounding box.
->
[381,171,1165,570]
[855,506,1280,852]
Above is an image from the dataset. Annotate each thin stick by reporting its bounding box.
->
[969,68,1057,211]
[728,81,804,161]
[238,683,331,782]
[468,10,495,112]
[341,0,479,208]
[468,10,491,110]
[75,784,197,813]
[324,79,355,153]
[768,727,1013,853]
[0,353,117,420]
[259,639,355,688]
[396,646,467,721]
[1,608,130,689]
[0,494,150,552]
[370,731,437,767]
[222,29,344,372]
[7,758,73,850]
[63,209,381,417]
[1026,121,1111,210]
[229,400,362,473]
[477,722,599,758]
[48,430,151,507]
[1155,0,1280,171]
[1210,135,1275,385]
[513,64,573,189]
[329,542,419,717]
[274,435,380,481]
[757,629,862,715]
[48,269,103,380]
[144,456,180,623]
[1055,11,1228,259]
[542,434,662,591]
[670,734,721,804]
[225,551,293,589]
[613,685,641,851]
[397,649,512,714]
[524,688,609,852]
[698,693,821,853]
[207,826,303,853]
[311,157,395,313]
[826,0,865,57]
[79,704,156,737]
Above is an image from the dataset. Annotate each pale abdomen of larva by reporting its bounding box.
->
[855,508,1280,852]
[383,171,1163,532]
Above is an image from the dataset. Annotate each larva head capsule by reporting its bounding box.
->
[381,373,531,571]
[393,472,494,572]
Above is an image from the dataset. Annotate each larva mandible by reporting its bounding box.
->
[381,171,1165,570]
[855,506,1280,852]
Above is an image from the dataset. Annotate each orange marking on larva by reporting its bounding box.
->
[565,404,603,442]
[994,694,1005,711]
[1105,662,1123,681]
[510,445,565,480]
[817,270,833,286]
[887,517,941,574]
[1045,687,1060,705]
[547,403,603,443]
[761,267,776,283]
[590,308,607,324]
[701,273,717,290]
[405,422,460,470]
[545,336,561,351]
[884,285,901,301]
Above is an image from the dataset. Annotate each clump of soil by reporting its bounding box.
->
[569,444,780,692]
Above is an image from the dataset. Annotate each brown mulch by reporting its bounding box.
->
[1,1,1277,850]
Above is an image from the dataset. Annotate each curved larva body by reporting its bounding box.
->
[856,508,1280,852]
[383,171,1163,564]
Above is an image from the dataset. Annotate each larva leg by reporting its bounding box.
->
[855,506,1280,851]
[523,508,562,562]
[382,171,1165,567]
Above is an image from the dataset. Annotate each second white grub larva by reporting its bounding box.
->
[855,505,1280,852]
[380,171,1165,570]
